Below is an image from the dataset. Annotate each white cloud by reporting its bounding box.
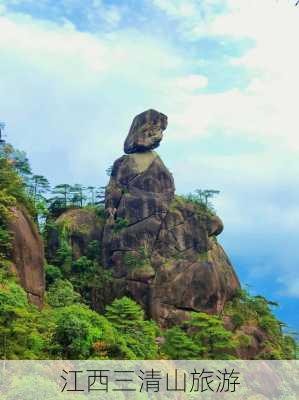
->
[152,0,197,17]
[210,0,299,148]
[159,0,299,153]
[171,74,209,92]
[150,0,299,152]
[279,277,299,298]
[0,16,109,77]
[0,10,184,185]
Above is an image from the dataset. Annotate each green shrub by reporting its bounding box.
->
[52,304,116,359]
[185,312,237,359]
[231,313,246,330]
[46,279,81,308]
[162,327,202,359]
[105,297,159,359]
[224,289,297,359]
[45,264,63,288]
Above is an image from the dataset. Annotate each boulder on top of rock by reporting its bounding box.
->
[124,109,168,154]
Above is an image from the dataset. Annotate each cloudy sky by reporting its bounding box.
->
[0,0,298,331]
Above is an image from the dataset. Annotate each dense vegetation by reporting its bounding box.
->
[0,142,297,360]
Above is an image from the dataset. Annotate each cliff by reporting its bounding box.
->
[8,206,45,308]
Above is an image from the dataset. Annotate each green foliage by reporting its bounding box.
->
[186,312,236,359]
[72,255,94,273]
[95,204,106,219]
[123,246,151,271]
[51,184,71,209]
[224,289,297,359]
[0,159,31,211]
[52,219,73,272]
[179,188,219,216]
[46,279,81,308]
[106,297,159,359]
[55,240,72,272]
[117,319,158,359]
[172,192,216,220]
[45,264,63,288]
[239,333,252,346]
[0,190,15,263]
[162,312,236,360]
[70,184,87,208]
[48,183,107,213]
[70,256,113,309]
[27,175,50,210]
[194,189,220,207]
[123,251,140,269]
[161,327,201,359]
[52,304,116,359]
[231,313,246,330]
[1,144,32,178]
[281,335,298,360]
[0,157,35,266]
[0,223,13,263]
[0,277,47,359]
[44,215,111,309]
[105,297,144,330]
[0,147,51,228]
[86,239,102,260]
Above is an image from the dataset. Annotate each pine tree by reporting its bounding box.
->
[105,297,144,332]
[29,175,50,201]
[186,312,236,359]
[51,184,72,209]
[162,326,203,359]
[105,297,158,359]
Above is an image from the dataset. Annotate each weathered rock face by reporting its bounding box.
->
[124,109,168,154]
[103,150,175,267]
[8,207,45,308]
[103,109,240,327]
[46,208,104,262]
[150,241,240,326]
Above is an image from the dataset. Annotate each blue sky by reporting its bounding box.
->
[0,0,298,332]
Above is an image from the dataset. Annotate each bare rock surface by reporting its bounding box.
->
[49,208,104,260]
[124,109,167,154]
[8,207,45,308]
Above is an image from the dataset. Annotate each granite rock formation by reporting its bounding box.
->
[46,208,105,262]
[8,207,45,308]
[124,109,168,154]
[103,109,240,327]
